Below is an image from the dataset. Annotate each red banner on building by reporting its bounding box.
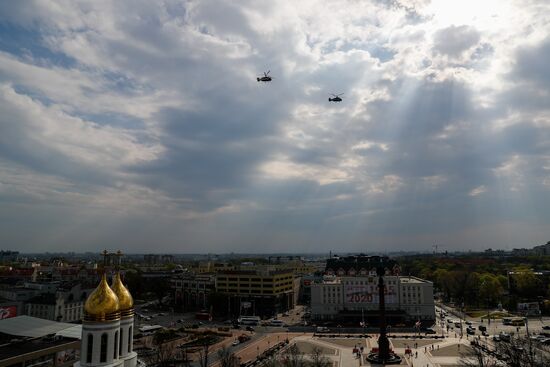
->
[0,305,17,319]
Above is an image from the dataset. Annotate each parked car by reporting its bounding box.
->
[467,328,475,335]
[422,328,437,334]
[499,333,511,342]
[232,340,239,346]
[246,326,255,332]
[543,325,550,330]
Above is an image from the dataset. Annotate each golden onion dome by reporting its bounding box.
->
[111,272,134,316]
[84,273,120,321]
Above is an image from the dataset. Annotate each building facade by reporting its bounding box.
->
[310,255,435,326]
[216,268,295,318]
[172,273,216,311]
[311,275,435,325]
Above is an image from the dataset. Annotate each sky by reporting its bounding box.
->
[0,0,549,254]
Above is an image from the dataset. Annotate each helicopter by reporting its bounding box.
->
[257,71,272,82]
[329,93,343,102]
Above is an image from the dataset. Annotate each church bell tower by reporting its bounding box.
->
[75,251,136,367]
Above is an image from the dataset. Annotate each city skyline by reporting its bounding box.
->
[0,1,549,253]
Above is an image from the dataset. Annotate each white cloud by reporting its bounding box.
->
[0,0,549,252]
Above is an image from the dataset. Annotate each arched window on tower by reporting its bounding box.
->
[119,328,123,356]
[100,333,108,362]
[128,326,132,353]
[86,334,93,363]
[114,330,118,359]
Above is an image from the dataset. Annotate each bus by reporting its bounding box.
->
[269,319,285,327]
[502,317,525,326]
[139,325,163,335]
[195,311,212,321]
[238,316,260,326]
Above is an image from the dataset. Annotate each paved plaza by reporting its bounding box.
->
[215,332,474,366]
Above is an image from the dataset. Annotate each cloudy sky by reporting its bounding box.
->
[0,0,549,254]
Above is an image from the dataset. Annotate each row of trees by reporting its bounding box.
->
[462,336,550,367]
[251,344,331,367]
[433,269,507,308]
[398,256,550,310]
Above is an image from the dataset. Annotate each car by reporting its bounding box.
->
[283,312,290,317]
[158,313,166,316]
[455,322,462,328]
[499,333,511,342]
[478,325,487,332]
[465,321,472,326]
[531,334,547,342]
[543,325,550,330]
[177,319,184,323]
[246,326,255,332]
[423,328,437,335]
[232,340,239,346]
[493,335,501,342]
[482,331,489,337]
[467,328,475,335]
[223,320,233,325]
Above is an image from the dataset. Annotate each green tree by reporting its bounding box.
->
[513,270,543,299]
[479,273,504,307]
[217,346,239,367]
[309,347,331,367]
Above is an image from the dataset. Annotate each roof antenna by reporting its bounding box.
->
[101,249,109,274]
[116,250,123,271]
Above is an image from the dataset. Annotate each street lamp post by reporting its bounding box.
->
[525,317,533,361]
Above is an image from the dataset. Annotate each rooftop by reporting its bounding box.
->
[0,315,82,339]
[0,335,78,361]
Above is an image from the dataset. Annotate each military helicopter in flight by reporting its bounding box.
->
[257,71,272,82]
[329,93,343,102]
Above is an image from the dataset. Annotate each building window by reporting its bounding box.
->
[128,326,132,353]
[114,331,118,359]
[119,329,123,356]
[100,333,108,362]
[86,334,93,363]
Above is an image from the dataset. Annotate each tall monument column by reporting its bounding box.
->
[377,266,390,361]
[366,258,402,364]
